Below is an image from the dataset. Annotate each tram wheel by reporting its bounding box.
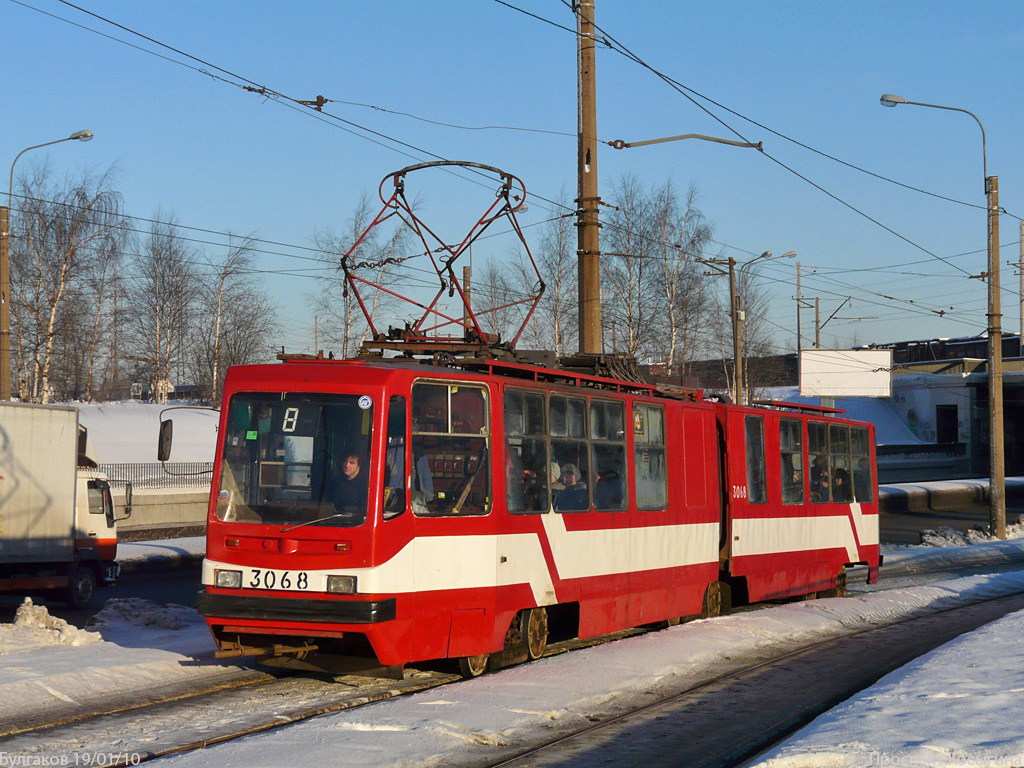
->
[526,607,549,660]
[458,653,490,679]
[820,566,848,598]
[700,581,723,619]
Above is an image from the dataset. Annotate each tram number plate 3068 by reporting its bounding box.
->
[244,567,315,591]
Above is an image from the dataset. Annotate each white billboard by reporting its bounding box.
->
[799,349,893,398]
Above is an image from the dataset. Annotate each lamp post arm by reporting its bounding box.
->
[610,134,763,151]
[901,99,987,184]
[8,137,76,208]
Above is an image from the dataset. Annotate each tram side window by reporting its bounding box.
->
[551,395,590,512]
[852,426,874,503]
[744,416,767,504]
[809,422,830,503]
[633,404,667,510]
[779,418,804,504]
[411,382,490,517]
[830,424,853,503]
[591,399,627,511]
[504,389,549,513]
[383,395,407,520]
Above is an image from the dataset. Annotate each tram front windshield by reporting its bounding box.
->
[216,393,375,528]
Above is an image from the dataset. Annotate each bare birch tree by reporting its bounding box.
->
[9,165,123,402]
[309,194,410,358]
[187,235,278,402]
[125,213,197,403]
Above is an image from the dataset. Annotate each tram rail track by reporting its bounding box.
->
[3,581,1023,767]
[476,588,1024,768]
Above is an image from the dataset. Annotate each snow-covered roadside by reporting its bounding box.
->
[748,607,1024,768]
[117,536,206,571]
[1,540,1022,765]
[0,598,262,737]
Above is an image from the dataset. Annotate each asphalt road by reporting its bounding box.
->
[0,565,202,626]
[880,497,1024,544]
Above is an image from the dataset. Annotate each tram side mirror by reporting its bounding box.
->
[158,419,173,462]
[120,481,133,521]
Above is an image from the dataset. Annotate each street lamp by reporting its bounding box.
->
[880,93,1004,539]
[736,251,797,405]
[1,130,93,400]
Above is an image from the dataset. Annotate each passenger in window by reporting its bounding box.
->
[810,457,829,502]
[832,467,852,502]
[594,468,624,509]
[554,463,588,511]
[505,450,526,512]
[325,452,369,524]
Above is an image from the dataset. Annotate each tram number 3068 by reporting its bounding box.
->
[732,485,748,500]
[245,568,312,591]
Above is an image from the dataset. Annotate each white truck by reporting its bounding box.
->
[0,402,131,608]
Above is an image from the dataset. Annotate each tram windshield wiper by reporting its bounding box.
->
[280,512,356,533]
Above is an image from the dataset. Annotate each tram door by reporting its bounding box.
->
[408,381,498,658]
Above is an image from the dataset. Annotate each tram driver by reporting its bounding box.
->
[325,451,370,524]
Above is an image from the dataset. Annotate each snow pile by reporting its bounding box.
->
[918,519,1024,547]
[750,608,1024,768]
[0,599,100,655]
[88,598,198,632]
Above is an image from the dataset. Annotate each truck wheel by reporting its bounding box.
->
[66,565,97,609]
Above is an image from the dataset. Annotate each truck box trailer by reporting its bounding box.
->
[0,402,130,607]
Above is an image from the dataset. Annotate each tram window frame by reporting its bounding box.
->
[779,418,804,505]
[382,395,407,520]
[633,403,668,511]
[852,426,875,503]
[808,421,830,503]
[591,399,627,512]
[551,394,591,513]
[744,415,767,505]
[830,424,854,503]
[411,381,491,517]
[504,388,550,514]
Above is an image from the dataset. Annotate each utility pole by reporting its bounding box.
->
[988,175,1006,539]
[814,297,820,349]
[730,258,743,405]
[576,0,602,354]
[795,262,802,355]
[463,265,472,340]
[698,255,743,404]
[1019,219,1023,346]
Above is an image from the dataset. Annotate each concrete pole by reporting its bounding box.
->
[815,297,821,348]
[795,261,802,356]
[576,0,602,354]
[729,258,743,405]
[988,175,1006,539]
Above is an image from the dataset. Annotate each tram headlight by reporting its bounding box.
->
[327,575,357,595]
[214,569,242,589]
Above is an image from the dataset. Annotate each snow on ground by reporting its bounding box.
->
[77,401,218,463]
[153,569,1024,768]
[749,608,1024,768]
[117,536,206,567]
[0,596,258,735]
[2,541,1024,766]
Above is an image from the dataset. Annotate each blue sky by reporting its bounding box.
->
[4,0,1024,356]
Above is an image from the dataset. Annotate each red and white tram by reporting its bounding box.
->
[193,355,880,678]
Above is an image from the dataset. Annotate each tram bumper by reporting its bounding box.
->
[197,590,410,672]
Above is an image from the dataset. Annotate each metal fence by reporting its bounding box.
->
[97,462,214,490]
